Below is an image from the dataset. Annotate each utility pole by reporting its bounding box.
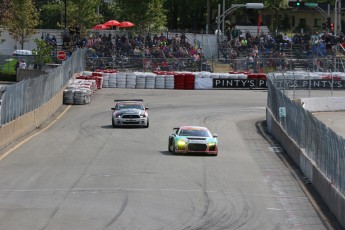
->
[64,0,67,34]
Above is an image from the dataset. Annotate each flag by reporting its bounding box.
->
[257,15,262,36]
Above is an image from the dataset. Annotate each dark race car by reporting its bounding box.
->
[168,126,218,156]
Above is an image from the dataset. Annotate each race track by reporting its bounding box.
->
[0,88,331,230]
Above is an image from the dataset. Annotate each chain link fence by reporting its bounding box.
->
[0,48,87,126]
[85,55,214,73]
[267,76,345,195]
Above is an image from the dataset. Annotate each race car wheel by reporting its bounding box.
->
[144,119,149,128]
[172,141,177,154]
[168,138,174,152]
[168,140,172,152]
[112,119,116,128]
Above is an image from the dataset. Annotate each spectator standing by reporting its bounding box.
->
[180,32,186,45]
[14,60,20,72]
[19,59,26,69]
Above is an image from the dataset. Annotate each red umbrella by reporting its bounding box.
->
[104,20,121,27]
[92,24,110,30]
[118,21,135,28]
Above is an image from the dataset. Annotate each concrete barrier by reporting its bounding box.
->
[295,97,345,112]
[266,108,345,228]
[0,87,65,150]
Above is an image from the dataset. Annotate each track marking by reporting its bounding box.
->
[0,187,308,199]
[0,105,71,161]
[266,208,283,211]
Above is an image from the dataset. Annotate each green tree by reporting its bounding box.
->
[67,0,102,35]
[279,13,291,32]
[32,0,102,33]
[0,0,13,26]
[32,38,53,70]
[38,1,62,29]
[165,0,209,31]
[117,0,166,34]
[6,0,39,49]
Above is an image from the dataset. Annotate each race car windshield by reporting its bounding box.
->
[117,103,144,110]
[179,129,211,137]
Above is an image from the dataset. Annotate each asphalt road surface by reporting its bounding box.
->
[0,88,339,230]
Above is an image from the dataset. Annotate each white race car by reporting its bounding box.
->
[111,99,149,128]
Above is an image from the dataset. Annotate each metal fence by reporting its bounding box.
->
[86,55,345,73]
[226,56,345,73]
[0,48,86,126]
[267,76,345,194]
[85,55,214,73]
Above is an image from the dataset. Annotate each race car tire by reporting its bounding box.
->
[168,141,172,152]
[144,119,149,128]
[168,138,173,152]
[112,119,116,128]
[172,141,177,154]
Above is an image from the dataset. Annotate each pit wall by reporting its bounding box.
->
[266,108,345,228]
[0,87,65,150]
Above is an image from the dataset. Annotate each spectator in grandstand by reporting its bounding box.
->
[215,29,222,36]
[245,31,252,40]
[51,36,57,46]
[283,33,291,44]
[240,37,248,51]
[133,46,141,58]
[180,32,186,45]
[173,34,180,45]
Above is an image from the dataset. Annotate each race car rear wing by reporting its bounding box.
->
[114,99,143,102]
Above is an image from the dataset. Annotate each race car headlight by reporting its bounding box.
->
[177,140,187,147]
[140,114,146,118]
[208,142,216,146]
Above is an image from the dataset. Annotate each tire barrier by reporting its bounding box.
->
[63,77,96,105]
[65,69,345,106]
[66,70,269,94]
[67,70,345,95]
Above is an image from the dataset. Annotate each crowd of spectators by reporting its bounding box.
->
[42,24,345,72]
[42,28,210,71]
[219,28,345,71]
[83,32,206,71]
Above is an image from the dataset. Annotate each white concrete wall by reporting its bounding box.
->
[297,97,345,112]
[0,28,63,55]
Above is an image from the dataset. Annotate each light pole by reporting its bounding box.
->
[64,0,67,35]
[334,0,341,36]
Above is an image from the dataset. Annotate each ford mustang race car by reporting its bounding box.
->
[111,99,149,128]
[168,126,218,156]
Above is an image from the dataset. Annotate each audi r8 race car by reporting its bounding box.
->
[111,99,149,128]
[168,126,218,156]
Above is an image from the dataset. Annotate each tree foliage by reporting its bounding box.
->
[0,0,13,26]
[32,38,53,69]
[5,0,39,49]
[38,2,62,29]
[116,0,166,34]
[67,0,102,35]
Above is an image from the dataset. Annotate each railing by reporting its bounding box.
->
[0,48,87,126]
[267,74,345,194]
[85,55,214,73]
